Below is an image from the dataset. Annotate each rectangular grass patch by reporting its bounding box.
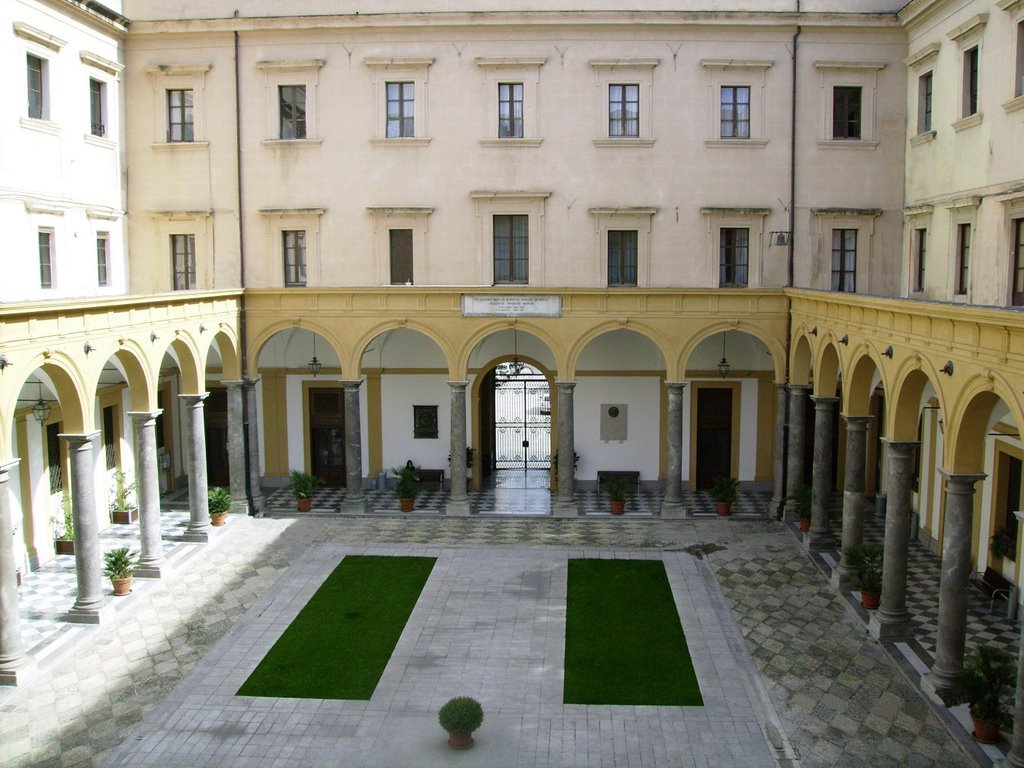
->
[564,558,703,706]
[237,555,435,700]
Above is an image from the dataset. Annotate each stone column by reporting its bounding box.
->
[868,441,918,641]
[1008,509,1024,768]
[0,460,35,684]
[63,432,108,623]
[179,394,211,543]
[771,382,788,515]
[554,381,578,518]
[922,472,987,701]
[129,411,167,578]
[244,378,265,515]
[784,385,810,521]
[661,382,686,518]
[224,381,248,514]
[340,380,367,514]
[446,381,470,516]
[832,415,872,590]
[808,396,839,550]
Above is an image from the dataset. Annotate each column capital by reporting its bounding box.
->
[938,469,987,492]
[0,459,19,484]
[881,439,918,455]
[128,409,163,422]
[222,379,245,391]
[446,380,469,390]
[666,381,687,392]
[774,381,788,390]
[341,379,364,391]
[788,383,812,393]
[810,395,839,408]
[178,392,209,405]
[58,431,101,447]
[841,413,874,429]
[556,381,576,392]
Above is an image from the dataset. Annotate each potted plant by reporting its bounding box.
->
[991,527,1017,561]
[709,476,738,516]
[789,486,812,533]
[208,486,232,526]
[438,696,484,750]
[52,492,75,555]
[288,469,323,512]
[103,547,139,596]
[845,542,883,609]
[945,644,1014,743]
[392,463,419,512]
[110,470,138,524]
[603,476,628,515]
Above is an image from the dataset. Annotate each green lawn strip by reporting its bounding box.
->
[237,555,436,700]
[564,558,703,706]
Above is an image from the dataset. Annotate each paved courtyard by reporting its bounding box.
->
[0,509,983,767]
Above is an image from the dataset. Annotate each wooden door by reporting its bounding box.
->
[204,388,230,487]
[695,388,732,490]
[309,388,345,486]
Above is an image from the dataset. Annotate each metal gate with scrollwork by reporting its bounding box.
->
[494,375,551,469]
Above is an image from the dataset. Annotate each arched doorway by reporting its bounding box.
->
[485,362,551,485]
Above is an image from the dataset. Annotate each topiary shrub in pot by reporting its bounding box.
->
[288,470,323,512]
[945,644,1014,743]
[845,542,883,609]
[103,547,139,596]
[208,486,233,526]
[709,476,738,516]
[438,696,484,750]
[392,463,419,512]
[603,476,628,515]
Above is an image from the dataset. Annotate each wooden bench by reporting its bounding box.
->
[417,468,445,487]
[596,470,641,494]
[969,567,1015,614]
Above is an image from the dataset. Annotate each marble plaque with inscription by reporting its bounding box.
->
[461,294,562,317]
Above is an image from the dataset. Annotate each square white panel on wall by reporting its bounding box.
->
[601,403,627,441]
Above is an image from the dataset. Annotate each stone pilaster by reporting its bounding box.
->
[831,415,872,590]
[62,432,110,623]
[244,378,265,515]
[807,396,839,551]
[1007,510,1024,768]
[224,381,248,514]
[784,385,810,520]
[0,460,35,684]
[868,441,918,642]
[660,382,686,518]
[446,381,470,516]
[179,394,211,543]
[922,472,987,702]
[771,382,788,514]
[554,382,577,518]
[340,380,368,514]
[129,411,167,578]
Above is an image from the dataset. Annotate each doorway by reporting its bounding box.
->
[479,363,551,487]
[695,387,732,489]
[204,388,230,487]
[309,388,345,486]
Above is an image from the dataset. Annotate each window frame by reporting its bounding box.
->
[812,208,880,293]
[831,85,863,140]
[96,231,109,287]
[607,83,640,138]
[492,214,530,285]
[814,60,885,148]
[471,191,550,286]
[918,71,933,135]
[89,78,106,137]
[947,13,987,130]
[278,84,307,140]
[831,228,858,293]
[701,208,769,288]
[256,59,324,147]
[589,59,658,147]
[955,222,972,297]
[166,88,194,142]
[389,228,414,285]
[386,81,416,139]
[719,227,750,287]
[365,58,433,145]
[366,207,432,286]
[474,57,545,147]
[1012,218,1024,307]
[27,54,46,121]
[38,228,54,289]
[259,208,324,288]
[282,229,307,287]
[591,207,656,288]
[913,227,927,294]
[145,64,211,147]
[607,230,639,287]
[171,233,197,291]
[701,59,773,148]
[963,46,980,118]
[719,85,751,140]
[498,82,524,139]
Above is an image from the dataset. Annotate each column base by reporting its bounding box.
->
[445,498,471,517]
[0,656,37,687]
[65,601,115,625]
[135,558,171,579]
[920,671,955,705]
[553,499,578,518]
[660,499,685,518]
[830,563,856,591]
[806,529,838,552]
[181,526,210,543]
[339,496,369,515]
[1007,749,1024,768]
[868,610,914,641]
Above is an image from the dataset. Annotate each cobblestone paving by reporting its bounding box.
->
[0,515,970,767]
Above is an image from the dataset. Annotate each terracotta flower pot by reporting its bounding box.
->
[446,732,474,750]
[400,497,415,513]
[55,540,75,555]
[112,507,139,525]
[715,501,732,516]
[210,512,227,527]
[860,590,880,610]
[971,718,1000,744]
[610,500,625,515]
[799,518,811,533]
[297,497,313,512]
[112,576,133,596]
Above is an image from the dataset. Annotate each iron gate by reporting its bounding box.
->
[494,375,551,469]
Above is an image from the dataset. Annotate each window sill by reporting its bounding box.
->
[152,141,210,152]
[20,117,61,136]
[84,133,116,149]
[593,138,655,148]
[261,139,323,148]
[705,139,768,149]
[910,131,937,147]
[1003,95,1024,114]
[480,138,543,148]
[817,139,879,150]
[952,113,983,132]
[369,137,431,147]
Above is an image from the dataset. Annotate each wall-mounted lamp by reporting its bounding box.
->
[839,335,849,346]
[150,332,159,343]
[32,382,50,423]
[199,323,207,334]
[717,333,731,378]
[0,354,10,371]
[307,333,322,377]
[769,231,791,247]
[809,326,818,337]
[940,360,954,376]
[83,341,95,356]
[882,345,894,359]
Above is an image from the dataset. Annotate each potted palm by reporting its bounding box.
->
[288,469,323,512]
[845,542,883,609]
[709,476,738,516]
[52,492,74,555]
[103,547,139,596]
[208,486,232,526]
[438,696,484,750]
[603,476,628,515]
[945,644,1014,743]
[110,470,138,524]
[392,464,419,512]
[789,486,812,532]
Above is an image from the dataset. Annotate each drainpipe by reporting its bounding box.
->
[233,10,255,515]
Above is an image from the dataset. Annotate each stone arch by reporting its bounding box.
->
[459,321,563,381]
[790,334,813,385]
[889,364,942,442]
[566,321,673,381]
[83,343,156,414]
[352,320,455,379]
[250,320,349,378]
[207,328,241,381]
[946,374,1024,474]
[680,322,784,381]
[845,350,882,415]
[159,336,203,395]
[814,342,842,398]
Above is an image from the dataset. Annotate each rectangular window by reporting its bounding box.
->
[27,54,44,120]
[963,46,979,117]
[102,405,116,471]
[90,79,105,137]
[719,228,750,287]
[167,89,194,142]
[283,230,306,286]
[279,85,306,140]
[389,229,413,285]
[38,229,53,289]
[386,82,415,138]
[171,233,196,290]
[720,86,750,139]
[498,83,524,139]
[918,72,933,134]
[956,223,971,296]
[493,214,528,284]
[608,84,639,137]
[913,228,926,293]
[607,230,638,286]
[1013,220,1024,306]
[831,229,857,292]
[1017,21,1024,99]
[832,86,862,139]
[96,232,109,287]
